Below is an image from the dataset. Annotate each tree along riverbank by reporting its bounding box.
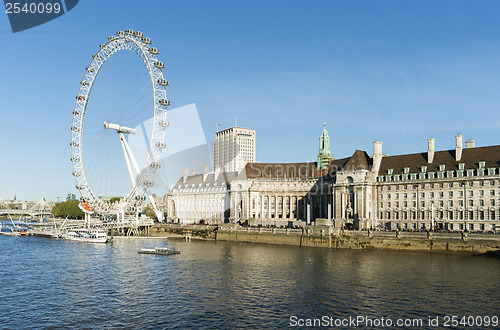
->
[149,223,500,255]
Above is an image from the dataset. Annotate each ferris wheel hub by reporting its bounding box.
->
[103,121,136,134]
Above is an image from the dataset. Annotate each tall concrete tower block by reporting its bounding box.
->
[213,126,256,173]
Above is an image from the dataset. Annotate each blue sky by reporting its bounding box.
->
[1,0,500,202]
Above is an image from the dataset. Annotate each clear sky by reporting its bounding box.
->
[1,0,500,202]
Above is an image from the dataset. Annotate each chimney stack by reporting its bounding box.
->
[465,140,475,149]
[455,134,463,161]
[203,165,209,182]
[214,166,221,181]
[183,168,189,183]
[427,138,435,164]
[372,141,383,174]
[191,170,196,176]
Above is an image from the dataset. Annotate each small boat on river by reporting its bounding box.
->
[138,247,180,255]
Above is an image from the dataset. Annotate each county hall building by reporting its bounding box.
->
[166,126,500,232]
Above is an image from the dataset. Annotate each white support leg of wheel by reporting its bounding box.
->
[120,132,163,222]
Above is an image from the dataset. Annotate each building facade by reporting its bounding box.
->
[213,126,256,173]
[165,167,235,224]
[167,127,500,232]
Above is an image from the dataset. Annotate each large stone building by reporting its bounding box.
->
[166,127,500,232]
[166,167,235,224]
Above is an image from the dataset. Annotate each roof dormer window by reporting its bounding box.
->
[458,163,465,170]
[388,169,394,175]
[479,161,486,169]
[404,167,410,174]
[439,164,445,172]
[421,166,427,173]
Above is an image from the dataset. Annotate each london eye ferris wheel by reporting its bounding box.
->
[70,29,169,221]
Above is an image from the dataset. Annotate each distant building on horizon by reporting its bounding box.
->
[213,126,256,173]
[66,193,77,202]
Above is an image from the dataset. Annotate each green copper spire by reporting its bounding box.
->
[317,122,333,170]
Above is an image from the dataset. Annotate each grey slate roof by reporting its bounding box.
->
[379,145,500,175]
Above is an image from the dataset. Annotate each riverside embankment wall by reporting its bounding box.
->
[150,224,500,254]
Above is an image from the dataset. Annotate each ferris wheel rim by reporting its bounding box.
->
[70,29,169,215]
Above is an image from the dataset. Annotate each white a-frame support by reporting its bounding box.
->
[105,121,164,222]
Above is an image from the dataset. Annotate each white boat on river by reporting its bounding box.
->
[64,228,109,243]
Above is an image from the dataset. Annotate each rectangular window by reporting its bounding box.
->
[439,201,444,207]
[459,200,464,207]
[490,190,495,196]
[480,181,485,187]
[404,193,407,199]
[469,211,474,220]
[469,200,474,207]
[395,193,399,198]
[480,199,485,206]
[421,192,425,198]
[480,190,484,196]
[469,191,474,197]
[449,191,453,198]
[449,182,453,188]
[430,192,435,198]
[421,201,425,207]
[491,211,495,220]
[491,199,495,206]
[480,211,485,220]
[449,200,453,207]
[439,183,444,189]
[449,211,453,220]
[459,191,463,197]
[439,192,444,198]
[469,182,474,187]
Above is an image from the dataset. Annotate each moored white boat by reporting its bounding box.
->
[64,228,108,243]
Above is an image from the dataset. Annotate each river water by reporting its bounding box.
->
[0,233,499,329]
